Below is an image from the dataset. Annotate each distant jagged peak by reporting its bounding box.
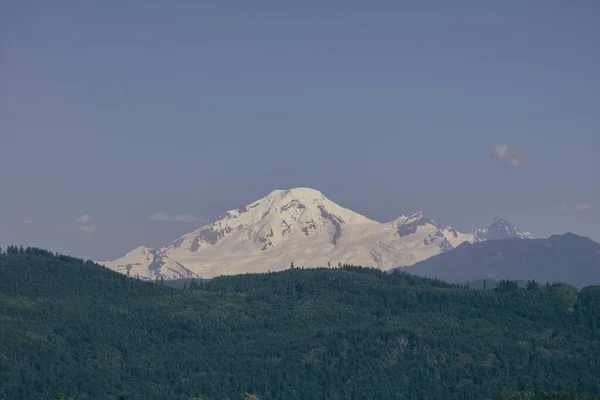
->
[393,210,423,224]
[474,217,534,242]
[490,216,513,229]
[409,210,425,218]
[393,210,441,237]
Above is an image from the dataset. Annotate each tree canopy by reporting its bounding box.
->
[1,248,599,399]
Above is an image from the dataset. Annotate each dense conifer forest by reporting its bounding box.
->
[1,246,599,399]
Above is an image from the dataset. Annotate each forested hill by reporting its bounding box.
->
[1,247,600,400]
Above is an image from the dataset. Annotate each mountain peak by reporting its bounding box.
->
[121,246,155,260]
[260,187,326,208]
[489,217,515,232]
[491,216,509,225]
[410,211,425,219]
[286,187,325,197]
[100,190,535,280]
[475,217,534,242]
[266,187,324,198]
[395,211,440,237]
[160,187,376,255]
[132,245,152,252]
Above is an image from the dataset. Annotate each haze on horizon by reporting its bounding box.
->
[1,1,598,261]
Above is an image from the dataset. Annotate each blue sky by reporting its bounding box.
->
[1,1,598,260]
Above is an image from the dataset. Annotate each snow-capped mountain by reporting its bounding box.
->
[474,217,535,242]
[98,188,534,280]
[103,246,199,279]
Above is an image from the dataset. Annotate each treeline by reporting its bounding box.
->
[462,279,561,292]
[51,391,600,400]
[0,245,95,264]
[498,393,600,400]
[52,393,261,400]
[1,250,600,399]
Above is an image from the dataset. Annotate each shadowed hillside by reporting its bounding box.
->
[1,246,600,399]
[406,233,600,288]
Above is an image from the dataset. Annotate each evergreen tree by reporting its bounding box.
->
[1,250,599,400]
[527,280,540,290]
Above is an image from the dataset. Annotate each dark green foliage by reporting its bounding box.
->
[1,249,600,399]
[495,280,520,292]
[462,279,528,290]
[498,392,600,399]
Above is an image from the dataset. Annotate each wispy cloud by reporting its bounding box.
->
[557,203,592,212]
[79,224,97,233]
[76,213,92,223]
[23,219,33,224]
[150,211,205,223]
[75,213,96,232]
[490,144,526,167]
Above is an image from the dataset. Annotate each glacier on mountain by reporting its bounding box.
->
[98,188,534,280]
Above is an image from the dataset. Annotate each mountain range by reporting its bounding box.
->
[99,187,534,280]
[407,232,600,288]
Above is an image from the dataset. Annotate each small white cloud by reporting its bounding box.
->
[575,203,592,211]
[150,211,205,223]
[490,144,526,167]
[557,203,592,212]
[149,211,171,221]
[79,224,97,233]
[23,220,33,224]
[76,213,92,223]
[490,144,509,158]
